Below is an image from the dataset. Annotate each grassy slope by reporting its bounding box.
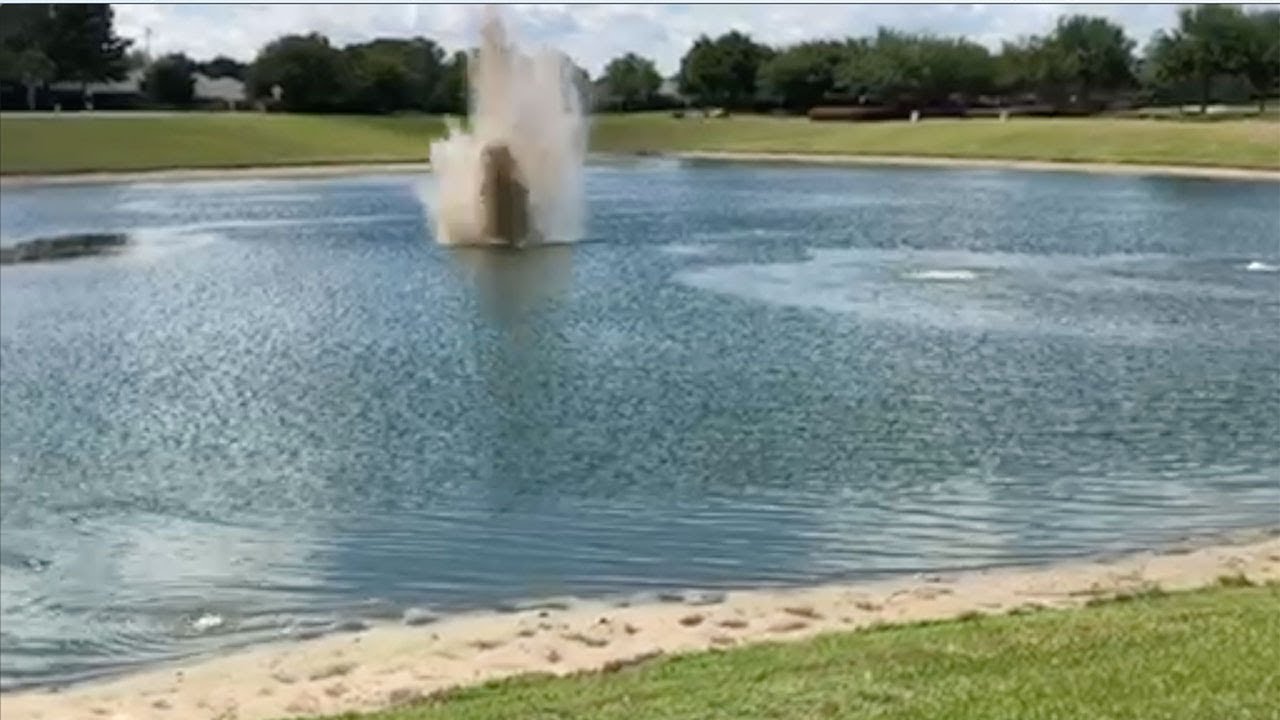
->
[0,114,445,173]
[1,113,1278,174]
[593,114,1280,168]
[308,584,1280,720]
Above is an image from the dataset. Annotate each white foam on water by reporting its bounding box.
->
[675,248,1223,344]
[903,268,980,282]
[427,8,587,245]
[190,613,225,633]
[659,244,715,257]
[1245,261,1278,273]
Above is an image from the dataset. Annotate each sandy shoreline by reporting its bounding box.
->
[2,152,1278,187]
[3,530,1277,720]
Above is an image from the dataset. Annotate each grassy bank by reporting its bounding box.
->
[0,114,445,174]
[1,112,1278,175]
[593,113,1280,169]
[305,583,1280,720]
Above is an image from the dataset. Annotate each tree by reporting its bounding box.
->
[569,63,592,113]
[200,55,247,80]
[345,38,446,113]
[1242,9,1280,110]
[438,49,468,115]
[348,49,411,113]
[41,4,131,90]
[125,49,150,71]
[601,52,661,110]
[847,30,995,108]
[0,47,55,110]
[0,4,55,109]
[1045,15,1136,105]
[1147,5,1252,113]
[679,31,773,108]
[248,33,351,112]
[918,36,996,103]
[757,40,849,111]
[144,52,195,106]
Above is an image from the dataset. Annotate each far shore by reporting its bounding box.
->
[3,528,1276,720]
[3,151,1280,188]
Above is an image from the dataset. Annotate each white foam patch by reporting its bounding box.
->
[676,249,1267,343]
[903,269,980,282]
[1245,261,1278,273]
[659,244,714,257]
[190,613,225,633]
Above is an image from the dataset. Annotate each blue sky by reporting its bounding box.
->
[115,4,1188,77]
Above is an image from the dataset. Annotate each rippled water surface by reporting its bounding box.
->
[2,161,1278,688]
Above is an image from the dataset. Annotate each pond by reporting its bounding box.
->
[1,160,1277,688]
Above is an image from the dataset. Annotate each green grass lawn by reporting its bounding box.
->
[592,113,1280,169]
[303,583,1280,720]
[0,114,447,174]
[1,112,1278,174]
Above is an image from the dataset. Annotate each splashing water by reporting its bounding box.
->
[427,9,587,246]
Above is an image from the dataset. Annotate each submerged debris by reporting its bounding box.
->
[0,233,127,264]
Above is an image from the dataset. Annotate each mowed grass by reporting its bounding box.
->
[1,112,1278,174]
[0,113,446,174]
[306,584,1280,720]
[592,113,1280,169]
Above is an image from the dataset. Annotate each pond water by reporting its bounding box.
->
[1,160,1278,688]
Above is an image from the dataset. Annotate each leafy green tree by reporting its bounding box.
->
[601,52,661,110]
[143,52,195,106]
[0,5,53,109]
[758,40,849,111]
[348,50,410,112]
[569,62,592,112]
[0,4,50,47]
[0,46,55,110]
[248,33,351,112]
[438,49,468,115]
[345,38,445,113]
[1242,9,1280,110]
[125,49,150,72]
[1147,5,1252,113]
[845,30,994,108]
[41,4,131,90]
[679,31,773,108]
[200,55,247,80]
[1046,15,1136,104]
[920,36,996,102]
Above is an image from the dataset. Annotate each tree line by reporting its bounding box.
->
[2,4,1276,115]
[680,6,1278,114]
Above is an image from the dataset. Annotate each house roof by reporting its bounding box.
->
[50,68,145,94]
[51,69,245,102]
[194,74,245,102]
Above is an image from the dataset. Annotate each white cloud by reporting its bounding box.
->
[113,3,1184,77]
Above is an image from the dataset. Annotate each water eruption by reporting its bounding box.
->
[428,8,587,247]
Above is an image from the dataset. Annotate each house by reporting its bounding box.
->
[193,73,246,110]
[49,68,147,110]
[658,77,688,106]
[45,69,245,110]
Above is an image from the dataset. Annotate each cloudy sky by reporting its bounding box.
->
[114,4,1186,77]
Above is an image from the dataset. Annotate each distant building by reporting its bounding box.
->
[47,69,246,110]
[193,74,246,109]
[658,77,687,105]
[50,68,147,109]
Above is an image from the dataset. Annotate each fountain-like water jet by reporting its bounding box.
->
[428,8,587,247]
